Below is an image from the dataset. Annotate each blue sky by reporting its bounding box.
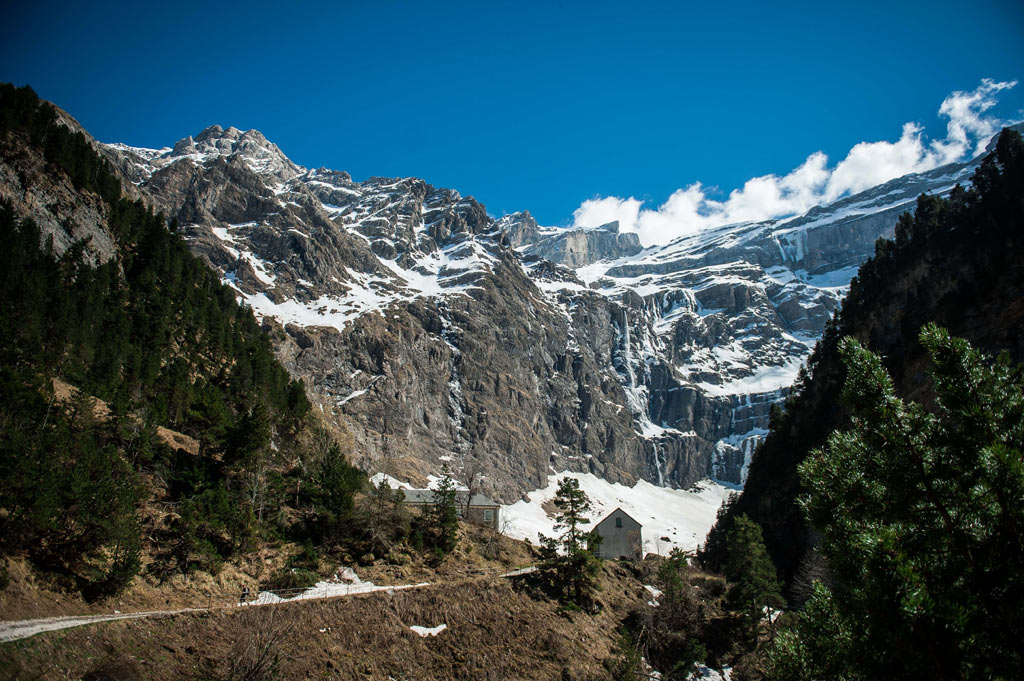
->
[3,1,1022,243]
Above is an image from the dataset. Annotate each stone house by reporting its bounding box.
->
[401,489,501,530]
[593,507,643,560]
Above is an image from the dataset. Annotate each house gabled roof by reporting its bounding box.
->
[595,507,642,529]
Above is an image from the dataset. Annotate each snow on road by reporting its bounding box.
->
[0,608,206,644]
[250,577,429,604]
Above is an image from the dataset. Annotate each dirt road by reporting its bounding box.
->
[0,566,535,643]
[0,608,206,643]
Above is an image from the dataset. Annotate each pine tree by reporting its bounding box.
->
[768,325,1024,680]
[0,85,316,597]
[428,463,460,556]
[310,428,364,541]
[722,514,784,644]
[537,477,601,606]
[656,547,696,627]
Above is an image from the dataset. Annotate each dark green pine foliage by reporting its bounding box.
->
[0,83,307,442]
[700,127,1024,596]
[537,477,601,607]
[768,326,1024,681]
[722,514,784,642]
[308,428,365,543]
[0,373,142,599]
[170,485,255,578]
[427,463,460,556]
[0,84,310,596]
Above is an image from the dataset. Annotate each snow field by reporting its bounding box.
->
[501,471,735,556]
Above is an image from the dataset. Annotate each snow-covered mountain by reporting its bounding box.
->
[508,152,984,483]
[96,125,1005,501]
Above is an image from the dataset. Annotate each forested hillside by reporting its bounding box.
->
[0,84,314,599]
[700,128,1024,599]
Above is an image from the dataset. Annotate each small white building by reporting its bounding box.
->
[593,507,643,560]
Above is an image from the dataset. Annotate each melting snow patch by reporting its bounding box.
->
[645,584,663,607]
[425,474,468,491]
[337,389,367,405]
[369,473,415,490]
[409,624,447,637]
[698,358,803,397]
[500,566,537,578]
[250,567,428,604]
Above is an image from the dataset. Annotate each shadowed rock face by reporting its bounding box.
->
[83,123,1006,501]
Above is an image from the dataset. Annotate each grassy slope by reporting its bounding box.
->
[2,545,648,681]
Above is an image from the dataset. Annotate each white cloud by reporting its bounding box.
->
[572,78,1018,247]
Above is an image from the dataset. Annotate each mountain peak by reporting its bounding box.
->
[195,123,225,140]
[118,125,304,187]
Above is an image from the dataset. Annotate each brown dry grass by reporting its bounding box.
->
[1,561,650,681]
[0,520,536,622]
[0,553,282,622]
[50,377,200,456]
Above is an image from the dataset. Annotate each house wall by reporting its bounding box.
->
[464,505,500,530]
[595,516,642,560]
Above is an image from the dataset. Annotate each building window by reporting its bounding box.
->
[484,509,493,522]
[615,517,622,528]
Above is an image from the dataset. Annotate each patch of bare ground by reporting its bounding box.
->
[1,561,649,681]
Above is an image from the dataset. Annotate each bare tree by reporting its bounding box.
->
[210,606,297,681]
[456,454,486,518]
[366,476,407,555]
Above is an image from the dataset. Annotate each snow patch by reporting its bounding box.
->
[369,473,414,490]
[409,624,448,637]
[645,584,663,607]
[250,568,428,604]
[337,389,367,405]
[687,664,733,681]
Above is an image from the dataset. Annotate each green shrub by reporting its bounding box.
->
[260,567,319,597]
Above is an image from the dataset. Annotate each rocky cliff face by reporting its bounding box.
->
[88,123,1003,501]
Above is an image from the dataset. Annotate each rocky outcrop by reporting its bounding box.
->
[515,220,643,267]
[0,128,117,265]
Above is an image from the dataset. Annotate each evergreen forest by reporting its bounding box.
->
[0,84,360,599]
